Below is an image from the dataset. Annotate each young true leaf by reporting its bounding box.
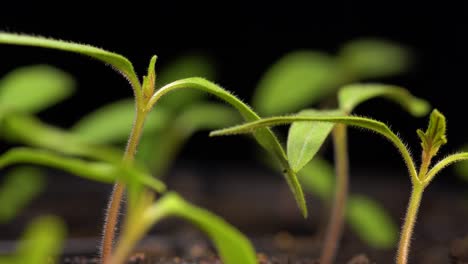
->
[141,193,257,264]
[338,39,411,79]
[1,114,121,162]
[0,33,141,97]
[149,77,307,217]
[416,109,447,159]
[287,109,344,172]
[156,54,216,110]
[252,51,338,116]
[347,195,398,248]
[72,99,170,144]
[0,65,75,114]
[0,167,44,223]
[0,147,165,192]
[142,55,157,100]
[210,114,418,183]
[338,84,430,116]
[12,216,65,264]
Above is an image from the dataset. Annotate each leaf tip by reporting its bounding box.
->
[417,109,447,157]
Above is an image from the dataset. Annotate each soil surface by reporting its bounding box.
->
[1,166,468,263]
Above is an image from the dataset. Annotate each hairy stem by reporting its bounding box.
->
[101,108,147,264]
[396,184,424,264]
[320,124,349,264]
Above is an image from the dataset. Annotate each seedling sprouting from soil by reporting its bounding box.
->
[214,82,429,263]
[0,32,267,264]
[251,40,413,259]
[212,102,468,263]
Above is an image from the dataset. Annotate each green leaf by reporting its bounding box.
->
[143,193,257,264]
[416,109,447,158]
[298,156,335,200]
[0,65,75,114]
[157,54,216,110]
[72,99,170,144]
[347,195,398,248]
[15,216,65,264]
[252,51,338,115]
[0,32,141,97]
[142,55,157,100]
[0,167,44,223]
[338,84,430,116]
[1,114,121,162]
[139,103,241,175]
[210,114,418,183]
[148,77,307,217]
[338,38,411,79]
[0,147,165,192]
[287,109,344,172]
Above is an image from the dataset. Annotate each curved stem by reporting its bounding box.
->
[424,152,468,186]
[100,108,147,264]
[320,124,349,264]
[396,184,424,264]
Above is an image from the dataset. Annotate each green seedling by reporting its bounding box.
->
[251,39,412,254]
[212,107,466,264]
[0,215,66,264]
[0,167,44,223]
[70,54,240,176]
[222,82,429,263]
[0,32,263,263]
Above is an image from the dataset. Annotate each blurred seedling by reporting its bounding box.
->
[212,104,467,264]
[0,32,274,264]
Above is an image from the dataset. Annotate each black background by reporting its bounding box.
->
[1,2,468,176]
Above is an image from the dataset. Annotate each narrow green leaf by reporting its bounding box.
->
[138,103,241,175]
[0,32,141,97]
[1,114,121,162]
[144,193,257,264]
[72,99,170,144]
[347,195,398,248]
[252,51,338,115]
[0,65,75,114]
[157,54,216,110]
[0,167,44,223]
[338,38,411,79]
[15,216,66,264]
[298,157,335,200]
[149,77,307,217]
[416,109,447,158]
[287,109,344,172]
[338,84,430,116]
[0,147,165,192]
[210,114,418,183]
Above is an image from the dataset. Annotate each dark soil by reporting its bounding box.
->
[1,166,468,263]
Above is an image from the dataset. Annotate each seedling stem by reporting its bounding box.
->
[320,124,349,264]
